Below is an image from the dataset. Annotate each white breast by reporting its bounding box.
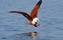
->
[32,18,39,24]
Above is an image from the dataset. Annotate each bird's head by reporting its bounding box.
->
[32,18,40,27]
[32,18,39,24]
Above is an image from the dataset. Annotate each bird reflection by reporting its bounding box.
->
[29,32,38,39]
[22,32,38,39]
[14,32,39,40]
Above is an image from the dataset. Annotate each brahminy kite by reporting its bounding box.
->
[9,0,42,27]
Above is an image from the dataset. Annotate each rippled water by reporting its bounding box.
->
[0,0,63,40]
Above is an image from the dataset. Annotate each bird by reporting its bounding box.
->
[9,0,42,27]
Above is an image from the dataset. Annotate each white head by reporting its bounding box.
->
[32,18,39,24]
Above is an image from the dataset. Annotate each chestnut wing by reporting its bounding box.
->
[30,0,42,18]
[9,11,32,21]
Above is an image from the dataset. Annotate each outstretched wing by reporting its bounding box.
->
[9,11,32,21]
[30,0,42,18]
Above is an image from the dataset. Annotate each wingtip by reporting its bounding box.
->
[36,0,42,5]
[9,11,17,13]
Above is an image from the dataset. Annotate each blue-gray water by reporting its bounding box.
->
[0,0,63,40]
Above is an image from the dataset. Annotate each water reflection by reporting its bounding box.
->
[14,32,39,40]
[29,32,38,39]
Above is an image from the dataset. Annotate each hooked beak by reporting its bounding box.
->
[37,24,40,26]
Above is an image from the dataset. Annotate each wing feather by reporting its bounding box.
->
[30,0,42,18]
[9,11,32,21]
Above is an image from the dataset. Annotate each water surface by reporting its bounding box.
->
[0,0,63,40]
